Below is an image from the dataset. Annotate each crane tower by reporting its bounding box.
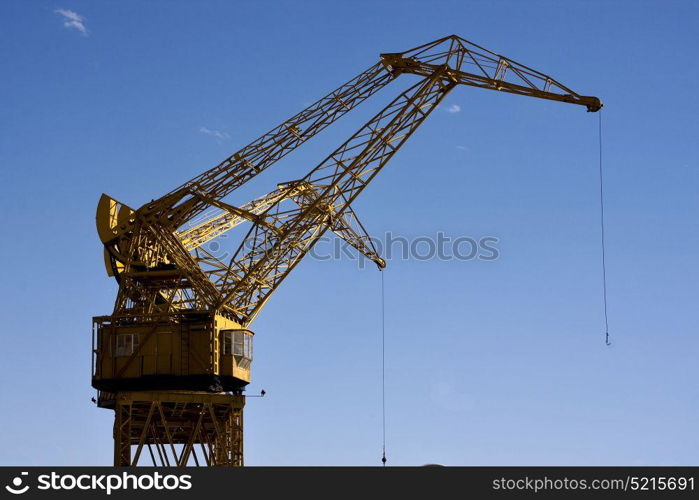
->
[92,35,601,466]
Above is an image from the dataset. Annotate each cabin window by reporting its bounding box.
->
[222,331,232,355]
[221,330,253,368]
[114,333,139,357]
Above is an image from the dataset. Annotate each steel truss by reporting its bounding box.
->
[109,391,244,467]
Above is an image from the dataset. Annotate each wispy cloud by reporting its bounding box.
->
[456,145,470,152]
[446,104,461,114]
[55,9,88,36]
[199,126,231,141]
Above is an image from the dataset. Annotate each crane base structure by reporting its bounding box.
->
[91,35,601,466]
[101,391,244,467]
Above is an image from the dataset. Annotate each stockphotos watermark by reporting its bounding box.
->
[203,231,500,268]
[4,470,192,495]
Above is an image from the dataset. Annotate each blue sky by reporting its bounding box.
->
[1,1,697,466]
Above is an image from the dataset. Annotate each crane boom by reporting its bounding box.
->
[102,36,599,256]
[204,35,602,325]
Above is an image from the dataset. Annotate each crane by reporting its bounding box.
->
[91,35,601,466]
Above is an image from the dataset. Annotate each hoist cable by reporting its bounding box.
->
[598,110,611,346]
[381,270,387,466]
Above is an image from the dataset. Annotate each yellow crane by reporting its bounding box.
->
[92,35,601,466]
